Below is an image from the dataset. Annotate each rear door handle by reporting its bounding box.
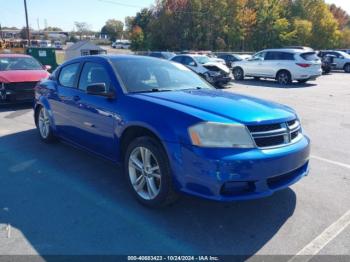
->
[73,95,80,101]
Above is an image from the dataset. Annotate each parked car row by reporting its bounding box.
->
[144,47,349,87]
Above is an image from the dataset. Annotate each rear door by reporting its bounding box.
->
[50,62,82,140]
[264,51,295,78]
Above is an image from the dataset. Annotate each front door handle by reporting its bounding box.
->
[73,95,80,101]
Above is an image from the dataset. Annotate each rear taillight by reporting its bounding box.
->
[296,63,311,68]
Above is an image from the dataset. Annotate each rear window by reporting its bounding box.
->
[300,52,319,61]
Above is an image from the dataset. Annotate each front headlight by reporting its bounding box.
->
[188,122,255,148]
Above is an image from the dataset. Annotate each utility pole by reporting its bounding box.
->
[24,0,30,44]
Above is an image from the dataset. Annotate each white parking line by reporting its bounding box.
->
[311,155,350,170]
[288,210,350,262]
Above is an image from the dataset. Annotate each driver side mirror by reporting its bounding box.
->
[189,61,197,67]
[86,83,115,99]
[43,65,52,71]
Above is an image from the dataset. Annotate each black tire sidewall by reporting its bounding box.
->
[277,71,291,85]
[124,136,176,207]
[345,64,350,73]
[233,68,244,80]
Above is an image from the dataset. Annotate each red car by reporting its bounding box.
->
[0,54,50,103]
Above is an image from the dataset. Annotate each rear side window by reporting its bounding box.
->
[265,52,295,60]
[300,52,319,61]
[58,63,80,88]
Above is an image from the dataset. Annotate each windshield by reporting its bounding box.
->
[111,57,213,93]
[0,57,43,71]
[193,56,210,64]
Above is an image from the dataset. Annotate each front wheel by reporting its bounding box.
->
[276,71,292,85]
[124,136,178,207]
[233,68,244,81]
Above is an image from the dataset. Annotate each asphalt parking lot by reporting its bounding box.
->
[0,72,349,259]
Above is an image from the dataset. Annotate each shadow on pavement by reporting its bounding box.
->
[232,79,317,89]
[0,102,33,114]
[0,129,297,256]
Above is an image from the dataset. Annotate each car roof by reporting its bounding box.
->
[0,54,32,58]
[261,48,308,53]
[60,54,170,66]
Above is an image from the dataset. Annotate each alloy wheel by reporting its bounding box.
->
[38,107,51,139]
[128,146,161,200]
[278,72,290,85]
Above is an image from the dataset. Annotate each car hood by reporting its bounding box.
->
[203,62,230,73]
[0,70,49,83]
[136,89,296,124]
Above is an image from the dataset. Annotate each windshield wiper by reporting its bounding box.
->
[150,88,173,92]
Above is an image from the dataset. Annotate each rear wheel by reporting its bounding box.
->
[276,70,291,85]
[344,64,350,73]
[233,67,244,81]
[124,136,178,207]
[36,106,56,143]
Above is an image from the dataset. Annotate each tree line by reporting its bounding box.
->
[123,0,350,51]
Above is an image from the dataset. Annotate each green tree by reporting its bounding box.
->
[130,26,145,51]
[101,19,124,42]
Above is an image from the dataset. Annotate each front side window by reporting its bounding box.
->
[58,63,80,88]
[182,56,196,66]
[252,52,266,61]
[0,57,42,71]
[111,57,213,93]
[78,62,111,92]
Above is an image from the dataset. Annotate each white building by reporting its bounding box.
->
[65,40,107,61]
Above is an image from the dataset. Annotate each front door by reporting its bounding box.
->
[73,61,116,158]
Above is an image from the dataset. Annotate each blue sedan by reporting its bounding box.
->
[34,55,310,207]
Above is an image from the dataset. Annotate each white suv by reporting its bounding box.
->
[232,49,322,85]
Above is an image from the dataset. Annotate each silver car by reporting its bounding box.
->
[320,51,350,73]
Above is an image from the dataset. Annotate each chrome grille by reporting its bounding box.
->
[247,120,302,148]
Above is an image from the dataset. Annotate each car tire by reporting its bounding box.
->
[124,136,178,208]
[344,64,350,73]
[36,106,56,143]
[276,70,292,85]
[233,68,244,81]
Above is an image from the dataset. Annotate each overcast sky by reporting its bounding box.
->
[0,0,349,31]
